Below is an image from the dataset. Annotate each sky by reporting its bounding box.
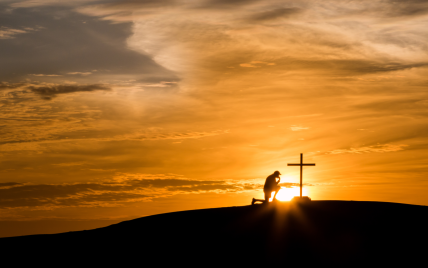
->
[1,0,428,237]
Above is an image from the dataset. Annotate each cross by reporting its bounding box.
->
[287,153,315,198]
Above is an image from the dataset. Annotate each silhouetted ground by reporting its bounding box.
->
[2,201,428,265]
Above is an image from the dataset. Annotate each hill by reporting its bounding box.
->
[2,200,428,265]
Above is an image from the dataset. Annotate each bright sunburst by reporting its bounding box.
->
[275,187,309,201]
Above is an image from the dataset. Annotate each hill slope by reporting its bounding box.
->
[2,201,428,265]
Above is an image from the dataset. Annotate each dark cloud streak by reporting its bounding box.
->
[0,82,25,90]
[28,84,110,100]
[99,0,177,9]
[202,0,260,9]
[0,177,261,209]
[383,0,428,18]
[0,182,22,188]
[246,7,302,22]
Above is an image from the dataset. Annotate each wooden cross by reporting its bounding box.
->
[287,153,315,198]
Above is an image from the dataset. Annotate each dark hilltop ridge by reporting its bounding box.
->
[2,201,428,265]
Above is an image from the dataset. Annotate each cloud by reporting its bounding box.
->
[0,182,23,188]
[52,162,86,167]
[239,61,276,68]
[323,144,408,155]
[288,114,323,118]
[0,5,176,82]
[89,1,428,82]
[0,174,261,209]
[76,0,178,22]
[142,81,178,87]
[0,129,230,152]
[74,0,428,23]
[32,74,62,77]
[246,7,302,22]
[110,129,230,141]
[9,0,100,8]
[0,82,230,152]
[200,0,260,9]
[0,26,42,39]
[354,98,428,114]
[27,84,110,100]
[58,0,428,87]
[67,72,92,75]
[0,84,107,147]
[0,82,25,90]
[0,143,45,152]
[290,125,309,131]
[365,0,428,19]
[0,26,26,39]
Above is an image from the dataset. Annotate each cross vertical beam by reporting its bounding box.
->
[287,153,315,198]
[300,153,303,197]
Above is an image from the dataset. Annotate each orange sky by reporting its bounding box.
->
[1,0,428,237]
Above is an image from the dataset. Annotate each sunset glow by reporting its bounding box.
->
[1,0,428,237]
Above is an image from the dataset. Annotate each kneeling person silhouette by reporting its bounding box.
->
[252,171,281,205]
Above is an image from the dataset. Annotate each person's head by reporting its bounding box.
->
[273,170,281,177]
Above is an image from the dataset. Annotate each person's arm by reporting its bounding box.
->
[276,177,280,184]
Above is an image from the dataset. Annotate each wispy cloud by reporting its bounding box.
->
[0,25,43,39]
[0,129,230,152]
[239,61,276,68]
[0,27,27,39]
[74,0,428,79]
[288,114,323,118]
[10,0,99,8]
[0,182,23,188]
[290,125,310,131]
[67,72,92,75]
[324,144,408,155]
[0,82,26,90]
[52,162,86,167]
[246,7,303,22]
[0,26,38,39]
[0,174,261,209]
[109,129,230,142]
[0,83,230,153]
[32,74,62,77]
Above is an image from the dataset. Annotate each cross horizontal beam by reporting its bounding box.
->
[288,164,315,166]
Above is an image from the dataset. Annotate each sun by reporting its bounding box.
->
[275,187,308,201]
